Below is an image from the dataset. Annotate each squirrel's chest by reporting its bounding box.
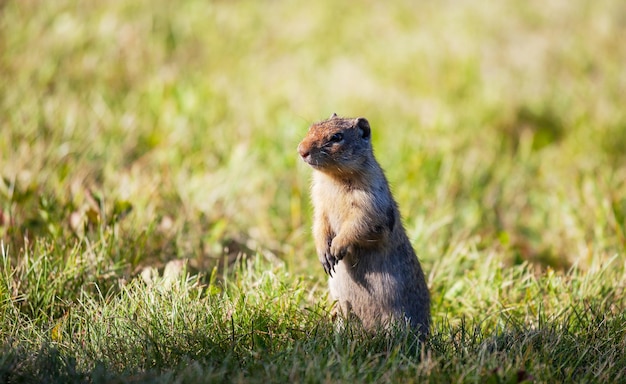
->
[312,174,372,224]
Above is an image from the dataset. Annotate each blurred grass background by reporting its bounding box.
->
[2,0,624,273]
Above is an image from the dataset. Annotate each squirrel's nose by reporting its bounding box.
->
[297,144,310,159]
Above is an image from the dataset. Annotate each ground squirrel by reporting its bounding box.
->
[297,114,430,335]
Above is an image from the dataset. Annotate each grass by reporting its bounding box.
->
[1,0,626,382]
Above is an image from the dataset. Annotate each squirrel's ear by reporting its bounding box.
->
[356,118,371,139]
[329,112,338,119]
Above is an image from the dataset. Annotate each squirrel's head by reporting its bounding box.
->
[297,114,372,175]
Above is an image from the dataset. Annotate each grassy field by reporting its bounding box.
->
[1,0,626,382]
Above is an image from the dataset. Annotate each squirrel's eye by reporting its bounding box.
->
[330,133,343,143]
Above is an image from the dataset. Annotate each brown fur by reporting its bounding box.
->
[297,114,430,335]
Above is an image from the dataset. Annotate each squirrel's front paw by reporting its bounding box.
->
[330,237,354,263]
[320,250,337,276]
[318,238,338,276]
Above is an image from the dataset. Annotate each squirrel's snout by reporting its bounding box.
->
[297,144,310,160]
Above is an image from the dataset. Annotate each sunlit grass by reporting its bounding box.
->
[1,0,625,382]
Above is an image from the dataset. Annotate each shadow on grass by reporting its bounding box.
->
[1,300,624,383]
